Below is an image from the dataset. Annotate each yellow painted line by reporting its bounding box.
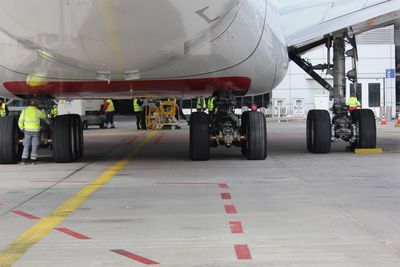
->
[98,0,125,70]
[0,131,158,267]
[354,148,383,155]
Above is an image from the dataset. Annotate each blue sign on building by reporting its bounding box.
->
[386,69,395,78]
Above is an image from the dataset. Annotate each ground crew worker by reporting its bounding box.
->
[18,99,46,165]
[207,97,216,117]
[103,98,115,128]
[0,98,8,117]
[48,104,58,119]
[196,97,206,111]
[346,93,361,112]
[133,98,144,130]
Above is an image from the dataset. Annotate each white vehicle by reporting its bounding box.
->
[58,100,106,129]
[0,0,399,163]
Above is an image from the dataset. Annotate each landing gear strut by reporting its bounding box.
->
[189,92,267,161]
[291,29,376,153]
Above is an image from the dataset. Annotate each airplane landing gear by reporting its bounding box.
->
[306,110,331,153]
[53,114,84,163]
[189,112,210,161]
[189,93,267,161]
[352,109,376,149]
[291,30,376,153]
[241,111,267,160]
[0,116,23,164]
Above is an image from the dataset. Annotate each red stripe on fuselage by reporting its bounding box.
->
[4,77,251,98]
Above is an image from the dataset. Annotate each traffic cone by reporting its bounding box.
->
[381,115,387,125]
[395,113,400,127]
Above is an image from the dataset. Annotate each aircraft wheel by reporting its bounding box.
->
[307,109,331,153]
[0,116,23,164]
[240,111,249,156]
[353,109,376,148]
[71,115,84,159]
[53,115,75,163]
[190,112,210,161]
[242,111,267,160]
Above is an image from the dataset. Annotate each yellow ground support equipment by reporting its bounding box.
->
[145,99,181,130]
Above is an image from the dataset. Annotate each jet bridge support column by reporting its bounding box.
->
[332,33,347,112]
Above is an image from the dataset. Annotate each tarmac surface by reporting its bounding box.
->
[0,118,399,267]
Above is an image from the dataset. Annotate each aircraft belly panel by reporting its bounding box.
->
[0,0,246,77]
[0,0,289,98]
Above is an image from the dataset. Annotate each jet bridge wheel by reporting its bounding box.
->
[0,116,23,164]
[53,115,76,163]
[307,109,331,153]
[241,111,267,160]
[353,109,376,149]
[189,112,210,161]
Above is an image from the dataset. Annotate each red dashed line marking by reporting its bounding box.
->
[153,134,164,144]
[234,244,252,260]
[55,228,91,240]
[219,183,229,189]
[111,249,159,265]
[12,210,40,220]
[127,135,140,145]
[224,205,237,214]
[229,221,244,233]
[221,193,231,200]
[29,180,89,183]
[12,210,92,240]
[156,182,217,185]
[218,183,253,261]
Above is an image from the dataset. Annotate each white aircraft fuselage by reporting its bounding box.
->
[0,0,289,99]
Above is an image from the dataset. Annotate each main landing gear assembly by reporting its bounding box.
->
[290,29,377,154]
[190,93,267,161]
[0,114,84,164]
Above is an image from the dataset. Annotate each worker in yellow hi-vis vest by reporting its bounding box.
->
[133,98,145,130]
[18,99,46,165]
[0,98,8,117]
[103,98,115,128]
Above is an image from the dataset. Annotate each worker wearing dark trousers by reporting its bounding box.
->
[133,98,144,130]
[207,97,216,118]
[103,98,115,128]
[18,99,46,165]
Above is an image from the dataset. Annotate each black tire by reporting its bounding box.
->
[306,110,331,153]
[353,109,376,148]
[243,111,267,160]
[0,116,22,164]
[99,122,105,129]
[190,112,210,161]
[53,115,74,163]
[71,115,84,159]
[240,111,249,156]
